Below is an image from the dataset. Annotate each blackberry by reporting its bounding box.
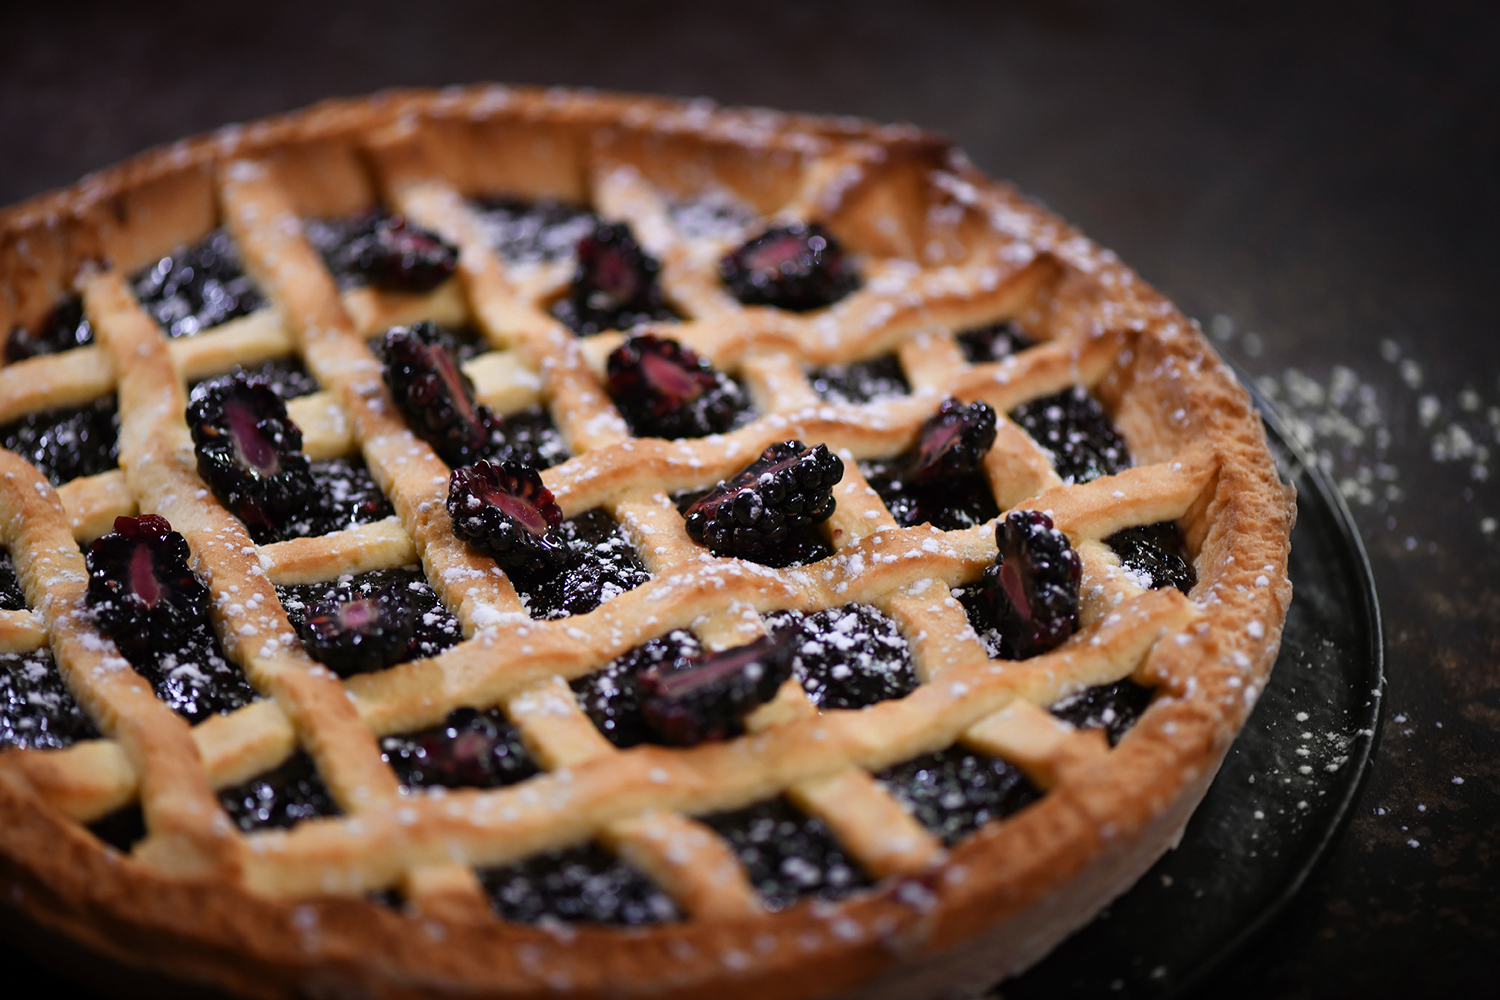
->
[471,197,599,265]
[510,508,649,620]
[1010,387,1130,485]
[218,751,339,832]
[306,210,458,293]
[188,376,317,544]
[297,589,414,678]
[719,222,859,311]
[808,353,909,406]
[605,334,749,439]
[1,649,100,751]
[1105,521,1197,594]
[5,294,93,362]
[381,321,500,467]
[956,320,1035,364]
[701,797,871,910]
[866,399,999,531]
[479,842,679,927]
[551,222,679,336]
[1050,679,1156,746]
[979,509,1081,659]
[638,631,797,747]
[876,746,1039,845]
[0,398,120,485]
[682,441,843,563]
[86,514,211,664]
[382,707,540,790]
[130,228,265,338]
[764,604,918,710]
[370,322,487,366]
[190,357,320,401]
[446,461,567,573]
[573,630,701,749]
[279,567,462,666]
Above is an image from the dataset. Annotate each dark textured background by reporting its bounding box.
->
[2,1,1497,996]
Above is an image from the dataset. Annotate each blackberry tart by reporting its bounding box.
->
[0,88,1292,1000]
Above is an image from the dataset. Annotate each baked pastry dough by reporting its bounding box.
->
[0,86,1293,999]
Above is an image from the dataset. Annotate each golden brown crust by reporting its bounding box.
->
[0,85,1293,998]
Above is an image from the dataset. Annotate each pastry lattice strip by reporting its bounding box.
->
[3,125,1214,918]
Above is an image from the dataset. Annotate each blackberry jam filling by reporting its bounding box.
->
[479,842,679,927]
[190,357,321,401]
[131,228,266,338]
[865,399,1000,531]
[381,707,540,791]
[702,797,872,910]
[877,746,1040,845]
[509,508,650,620]
[303,209,458,293]
[86,515,256,723]
[552,222,681,336]
[1010,386,1130,485]
[278,567,462,668]
[1105,521,1197,594]
[0,398,120,485]
[219,751,339,832]
[490,405,571,470]
[956,320,1035,364]
[0,649,100,751]
[88,803,146,854]
[807,353,910,406]
[763,604,918,710]
[470,197,600,266]
[1050,679,1156,746]
[0,550,24,610]
[5,293,93,362]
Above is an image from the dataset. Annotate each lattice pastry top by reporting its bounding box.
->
[0,87,1294,1000]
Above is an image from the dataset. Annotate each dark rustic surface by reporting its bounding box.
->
[1,2,1496,997]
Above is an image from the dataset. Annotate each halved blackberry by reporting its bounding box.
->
[5,294,93,362]
[763,604,918,710]
[1105,521,1197,594]
[974,510,1082,659]
[279,567,462,667]
[381,707,540,791]
[0,398,120,485]
[956,320,1035,364]
[1050,679,1156,746]
[1010,387,1130,485]
[510,508,650,620]
[681,440,843,563]
[866,399,999,531]
[190,357,320,401]
[306,209,458,293]
[86,514,210,664]
[638,631,797,746]
[605,335,750,439]
[218,751,339,832]
[188,376,317,544]
[876,746,1039,845]
[479,842,679,927]
[447,461,568,573]
[297,589,414,678]
[381,321,500,467]
[471,197,599,265]
[370,322,487,366]
[719,222,859,311]
[573,629,701,749]
[808,353,910,406]
[551,222,679,336]
[701,797,872,910]
[131,228,265,338]
[1,649,100,751]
